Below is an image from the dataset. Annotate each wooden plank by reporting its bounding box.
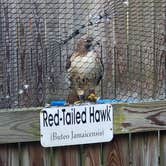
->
[20,142,48,166]
[0,101,165,143]
[0,144,19,166]
[114,101,166,134]
[103,134,129,166]
[128,0,154,99]
[128,0,165,100]
[0,108,40,143]
[131,132,159,166]
[52,146,80,166]
[160,131,166,166]
[82,144,101,166]
[20,142,52,166]
[20,143,30,166]
[27,142,44,166]
[152,0,166,99]
[114,1,128,99]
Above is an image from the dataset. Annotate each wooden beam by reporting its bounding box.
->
[0,101,166,143]
[114,101,166,134]
[0,107,40,143]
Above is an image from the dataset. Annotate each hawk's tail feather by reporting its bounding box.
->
[67,89,79,104]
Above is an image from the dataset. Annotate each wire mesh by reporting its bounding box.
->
[0,0,165,108]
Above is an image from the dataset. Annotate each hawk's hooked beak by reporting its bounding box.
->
[86,37,93,50]
[86,37,93,43]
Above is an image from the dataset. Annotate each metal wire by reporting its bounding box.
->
[0,0,165,108]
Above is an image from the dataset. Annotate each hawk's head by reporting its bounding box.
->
[76,36,93,53]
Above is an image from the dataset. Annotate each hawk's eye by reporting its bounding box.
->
[86,37,93,42]
[87,39,91,43]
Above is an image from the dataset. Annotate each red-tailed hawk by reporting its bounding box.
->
[66,35,104,103]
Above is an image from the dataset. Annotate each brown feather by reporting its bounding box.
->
[67,36,103,103]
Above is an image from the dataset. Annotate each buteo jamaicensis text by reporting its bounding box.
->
[66,35,104,103]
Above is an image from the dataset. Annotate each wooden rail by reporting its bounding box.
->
[0,101,165,144]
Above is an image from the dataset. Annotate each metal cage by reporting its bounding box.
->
[0,0,165,108]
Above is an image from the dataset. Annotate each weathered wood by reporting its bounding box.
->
[0,144,19,166]
[52,146,80,166]
[0,101,165,143]
[0,108,40,143]
[114,101,166,134]
[113,0,128,99]
[103,134,129,166]
[28,142,44,166]
[82,144,101,166]
[20,142,46,166]
[160,131,166,166]
[20,143,53,166]
[131,132,159,166]
[128,0,165,100]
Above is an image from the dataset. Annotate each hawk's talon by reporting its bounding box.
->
[74,100,82,105]
[88,93,99,102]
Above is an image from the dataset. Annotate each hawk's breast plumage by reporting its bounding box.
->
[67,36,104,102]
